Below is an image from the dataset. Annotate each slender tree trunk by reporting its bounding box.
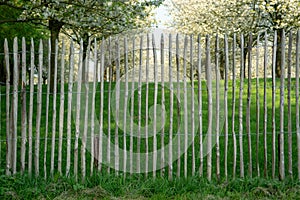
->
[276,29,283,78]
[49,19,63,92]
[81,33,89,83]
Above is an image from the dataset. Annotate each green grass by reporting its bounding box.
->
[0,172,300,199]
[0,78,300,198]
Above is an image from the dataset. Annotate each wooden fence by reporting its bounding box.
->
[0,30,300,181]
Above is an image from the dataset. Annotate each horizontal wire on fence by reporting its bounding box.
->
[0,131,299,143]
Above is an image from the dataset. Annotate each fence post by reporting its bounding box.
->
[21,37,27,174]
[4,39,11,176]
[50,40,59,176]
[296,30,300,180]
[206,35,212,181]
[232,34,237,178]
[215,35,220,181]
[279,30,286,181]
[168,33,173,180]
[35,39,43,176]
[239,34,245,178]
[197,34,203,177]
[271,31,277,179]
[66,40,74,176]
[58,40,65,174]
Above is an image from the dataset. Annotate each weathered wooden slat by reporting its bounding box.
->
[4,39,11,176]
[152,33,158,178]
[263,33,268,177]
[190,35,195,177]
[176,34,181,177]
[287,31,293,177]
[51,40,59,176]
[123,37,129,175]
[296,30,300,180]
[215,35,220,181]
[12,37,19,174]
[90,38,97,176]
[145,34,150,177]
[21,37,27,174]
[239,34,245,178]
[66,40,74,176]
[115,38,120,174]
[137,36,142,174]
[232,34,237,178]
[279,30,286,181]
[58,40,65,174]
[98,39,105,172]
[255,34,260,177]
[168,33,173,180]
[271,31,277,179]
[197,35,203,177]
[246,33,253,178]
[107,37,112,174]
[44,39,51,178]
[28,39,35,177]
[35,39,43,176]
[183,36,188,178]
[224,34,229,180]
[81,38,91,180]
[206,35,213,181]
[74,39,83,180]
[161,34,165,177]
[129,37,135,175]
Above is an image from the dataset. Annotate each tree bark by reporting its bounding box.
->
[49,19,63,92]
[276,29,283,78]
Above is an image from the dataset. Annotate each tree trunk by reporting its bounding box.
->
[276,29,283,78]
[49,19,63,92]
[81,33,89,83]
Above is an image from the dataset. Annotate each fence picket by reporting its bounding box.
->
[183,36,188,178]
[256,34,260,177]
[215,35,220,181]
[232,34,237,178]
[246,33,253,177]
[74,39,83,180]
[12,37,19,174]
[145,35,150,177]
[224,35,229,180]
[82,38,91,181]
[152,33,158,178]
[123,37,129,175]
[168,33,173,180]
[90,39,97,176]
[58,40,65,174]
[21,37,27,174]
[263,33,268,177]
[239,34,245,178]
[287,31,293,177]
[35,39,43,176]
[271,31,277,179]
[28,39,34,177]
[197,35,203,177]
[115,38,120,174]
[161,34,165,177]
[66,40,74,176]
[190,35,195,177]
[137,36,142,174]
[279,30,286,180]
[296,30,300,180]
[206,35,213,181]
[4,39,11,176]
[176,34,181,177]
